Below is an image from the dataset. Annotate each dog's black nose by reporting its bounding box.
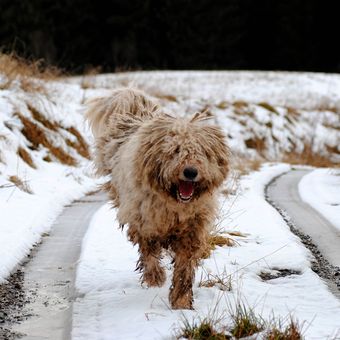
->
[183,167,198,180]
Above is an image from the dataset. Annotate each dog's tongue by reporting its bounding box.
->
[179,181,194,198]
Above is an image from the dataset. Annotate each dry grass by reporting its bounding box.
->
[0,52,62,91]
[266,320,304,340]
[231,156,263,176]
[28,104,58,131]
[178,294,306,339]
[326,144,340,155]
[17,114,77,166]
[216,101,229,109]
[283,144,337,168]
[151,92,178,102]
[233,101,248,109]
[27,104,90,159]
[229,303,264,338]
[245,136,266,154]
[8,175,33,194]
[198,271,232,292]
[178,318,229,339]
[17,147,36,169]
[258,102,280,115]
[65,127,91,159]
[202,233,236,260]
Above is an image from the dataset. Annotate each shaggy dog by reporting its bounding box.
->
[86,88,229,309]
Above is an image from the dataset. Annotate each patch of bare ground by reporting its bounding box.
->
[0,270,26,340]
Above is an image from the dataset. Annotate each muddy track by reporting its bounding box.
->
[266,169,340,298]
[0,192,106,340]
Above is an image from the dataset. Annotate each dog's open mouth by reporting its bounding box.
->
[177,180,194,202]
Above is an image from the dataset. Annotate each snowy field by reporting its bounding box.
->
[0,79,97,282]
[0,68,339,338]
[72,164,340,339]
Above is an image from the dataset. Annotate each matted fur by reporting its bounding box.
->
[86,88,229,309]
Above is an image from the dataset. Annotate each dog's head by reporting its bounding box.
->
[135,111,229,203]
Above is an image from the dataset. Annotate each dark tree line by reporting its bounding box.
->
[0,0,339,73]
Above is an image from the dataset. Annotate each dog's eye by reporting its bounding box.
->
[174,146,180,153]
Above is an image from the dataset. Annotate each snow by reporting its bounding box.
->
[299,168,340,232]
[0,69,339,337]
[0,80,97,283]
[73,71,340,162]
[72,164,340,339]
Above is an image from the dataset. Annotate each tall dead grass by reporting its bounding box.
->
[283,144,338,168]
[0,52,62,91]
[17,113,77,166]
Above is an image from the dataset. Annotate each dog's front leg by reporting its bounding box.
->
[169,249,196,309]
[136,237,166,287]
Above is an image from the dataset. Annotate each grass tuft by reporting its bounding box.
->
[202,233,236,259]
[258,102,280,115]
[266,317,304,340]
[17,147,36,169]
[198,272,232,292]
[8,175,33,194]
[229,303,264,338]
[178,317,230,340]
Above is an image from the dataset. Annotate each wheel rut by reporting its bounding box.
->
[2,192,106,340]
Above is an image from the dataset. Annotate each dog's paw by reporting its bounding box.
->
[170,294,193,310]
[169,290,194,310]
[142,266,166,287]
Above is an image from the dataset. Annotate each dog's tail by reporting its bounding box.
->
[85,88,161,138]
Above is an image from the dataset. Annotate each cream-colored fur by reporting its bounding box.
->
[86,88,229,309]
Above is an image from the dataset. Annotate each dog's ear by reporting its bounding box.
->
[190,109,214,123]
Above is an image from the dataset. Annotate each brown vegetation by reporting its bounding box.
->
[17,147,36,169]
[0,52,62,91]
[8,175,33,194]
[151,92,178,102]
[17,114,77,166]
[283,144,337,168]
[202,234,236,259]
[28,104,58,131]
[258,102,279,115]
[65,127,90,159]
[232,156,263,176]
[266,320,303,340]
[245,137,266,155]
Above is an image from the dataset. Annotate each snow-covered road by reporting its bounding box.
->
[71,165,340,339]
[5,167,340,339]
[10,192,107,340]
[267,169,340,267]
